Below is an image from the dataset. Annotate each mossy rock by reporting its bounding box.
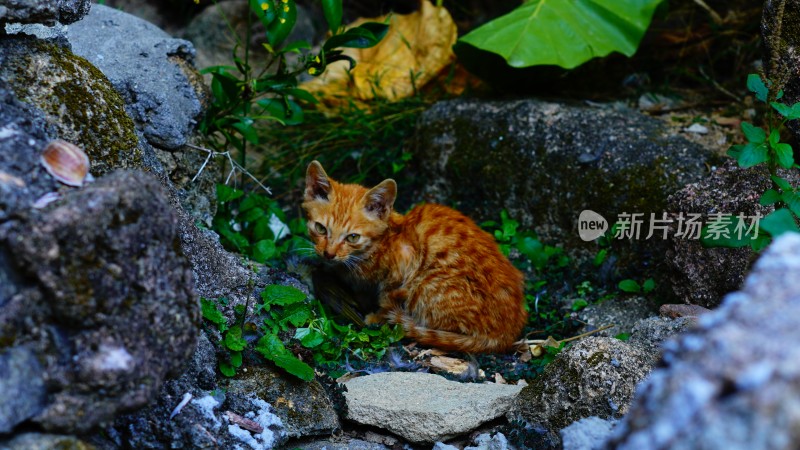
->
[0,35,142,176]
[412,99,722,282]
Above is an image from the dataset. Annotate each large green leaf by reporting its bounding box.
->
[459,0,665,69]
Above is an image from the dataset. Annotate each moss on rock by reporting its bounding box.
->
[1,36,142,175]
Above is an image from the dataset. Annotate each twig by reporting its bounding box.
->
[699,66,742,103]
[693,0,724,25]
[519,323,617,346]
[185,143,272,195]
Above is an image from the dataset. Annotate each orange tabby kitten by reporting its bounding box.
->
[302,161,527,353]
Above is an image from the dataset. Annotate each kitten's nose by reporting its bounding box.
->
[323,250,336,260]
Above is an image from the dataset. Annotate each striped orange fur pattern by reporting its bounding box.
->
[301,161,528,353]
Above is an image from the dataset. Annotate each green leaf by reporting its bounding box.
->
[286,88,319,104]
[252,239,277,263]
[747,74,768,102]
[279,302,313,328]
[219,361,236,377]
[615,333,631,341]
[295,327,325,348]
[267,0,297,47]
[216,184,244,203]
[772,175,793,191]
[261,285,306,306]
[571,299,588,311]
[271,352,315,381]
[782,191,800,217]
[618,279,641,293]
[321,0,343,33]
[736,142,769,168]
[593,248,608,266]
[252,217,275,242]
[458,0,665,69]
[774,142,795,169]
[255,334,314,381]
[741,122,766,144]
[771,101,794,118]
[761,208,800,237]
[230,351,243,368]
[232,118,259,145]
[323,22,389,51]
[201,298,227,326]
[224,326,247,351]
[760,189,782,206]
[642,278,655,293]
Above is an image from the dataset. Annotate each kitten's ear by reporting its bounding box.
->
[363,179,397,219]
[305,160,331,201]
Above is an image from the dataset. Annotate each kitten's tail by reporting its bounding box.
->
[389,309,516,354]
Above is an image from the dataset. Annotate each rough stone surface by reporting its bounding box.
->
[68,4,207,150]
[762,0,800,142]
[413,99,720,280]
[296,438,389,450]
[512,337,653,449]
[560,417,616,450]
[605,233,800,450]
[0,170,198,433]
[0,0,91,26]
[344,372,524,444]
[0,433,95,450]
[0,36,143,176]
[665,160,799,307]
[627,316,695,367]
[226,366,340,439]
[0,346,47,433]
[575,296,658,338]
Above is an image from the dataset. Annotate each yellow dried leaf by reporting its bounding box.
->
[302,1,457,107]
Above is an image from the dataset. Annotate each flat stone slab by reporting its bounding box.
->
[344,372,523,444]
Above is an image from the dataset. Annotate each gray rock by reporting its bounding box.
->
[344,372,524,444]
[226,366,340,439]
[628,316,695,367]
[0,346,46,433]
[575,296,658,338]
[0,432,95,450]
[0,0,90,26]
[512,337,653,449]
[606,232,800,450]
[412,99,719,279]
[560,417,616,450]
[0,170,198,433]
[67,4,207,150]
[665,160,799,307]
[0,36,144,176]
[466,432,511,450]
[295,438,389,450]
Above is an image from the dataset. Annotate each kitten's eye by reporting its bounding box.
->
[314,222,327,234]
[345,233,360,243]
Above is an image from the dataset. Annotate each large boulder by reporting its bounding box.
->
[605,232,800,450]
[0,170,198,433]
[412,99,720,280]
[67,4,207,151]
[511,337,653,449]
[665,161,796,307]
[762,0,800,142]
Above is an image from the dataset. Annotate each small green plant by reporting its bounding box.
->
[212,184,311,265]
[704,73,800,250]
[201,283,404,381]
[199,0,389,169]
[201,297,249,377]
[618,278,655,294]
[482,210,568,272]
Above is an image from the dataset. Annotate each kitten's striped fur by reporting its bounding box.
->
[302,161,527,353]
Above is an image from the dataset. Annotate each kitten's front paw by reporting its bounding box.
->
[364,312,384,325]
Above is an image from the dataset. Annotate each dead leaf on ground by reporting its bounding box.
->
[302,0,457,108]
